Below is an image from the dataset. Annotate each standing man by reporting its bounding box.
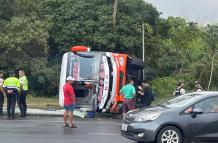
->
[173,81,185,96]
[194,81,204,92]
[3,71,20,119]
[0,71,5,115]
[120,78,136,117]
[137,80,153,108]
[18,70,28,117]
[63,76,77,128]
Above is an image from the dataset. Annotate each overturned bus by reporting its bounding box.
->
[59,46,144,113]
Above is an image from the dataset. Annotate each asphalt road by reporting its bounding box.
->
[0,116,135,143]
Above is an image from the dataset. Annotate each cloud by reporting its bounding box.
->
[145,0,218,24]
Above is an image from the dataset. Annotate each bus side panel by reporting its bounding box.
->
[99,56,110,109]
[112,54,127,103]
[59,53,69,107]
[104,52,116,111]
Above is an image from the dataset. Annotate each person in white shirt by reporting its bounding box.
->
[0,72,3,86]
[194,81,204,92]
[173,81,185,96]
[0,71,4,115]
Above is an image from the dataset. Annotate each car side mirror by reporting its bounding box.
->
[193,108,203,114]
[191,108,203,118]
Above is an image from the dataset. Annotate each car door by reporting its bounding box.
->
[184,96,218,142]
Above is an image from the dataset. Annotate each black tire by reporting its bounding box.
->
[157,126,183,143]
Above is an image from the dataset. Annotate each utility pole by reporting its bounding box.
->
[142,23,145,80]
[113,0,118,28]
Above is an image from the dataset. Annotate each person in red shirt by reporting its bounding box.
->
[63,76,77,128]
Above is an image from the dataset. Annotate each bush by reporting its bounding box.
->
[151,76,177,97]
[151,73,196,97]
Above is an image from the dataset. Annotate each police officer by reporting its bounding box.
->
[0,71,5,115]
[18,70,28,117]
[3,71,20,119]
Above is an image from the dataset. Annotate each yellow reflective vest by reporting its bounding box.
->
[19,76,28,91]
[3,77,20,91]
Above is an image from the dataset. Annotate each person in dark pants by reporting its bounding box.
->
[3,71,20,119]
[137,80,153,108]
[119,78,136,117]
[18,70,28,117]
[0,91,4,115]
[0,72,4,115]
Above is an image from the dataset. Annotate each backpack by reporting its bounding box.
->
[174,88,181,96]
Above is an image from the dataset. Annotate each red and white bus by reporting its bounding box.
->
[59,46,144,113]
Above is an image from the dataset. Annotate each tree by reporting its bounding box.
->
[205,25,218,90]
[41,0,160,57]
[0,0,55,95]
[2,0,214,96]
[157,17,201,75]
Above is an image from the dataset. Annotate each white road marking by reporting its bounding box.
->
[74,121,120,125]
[88,133,120,136]
[0,119,121,125]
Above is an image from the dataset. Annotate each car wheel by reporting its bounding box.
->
[157,126,182,143]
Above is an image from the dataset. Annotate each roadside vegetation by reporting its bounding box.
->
[26,95,60,109]
[0,0,218,98]
[3,95,60,110]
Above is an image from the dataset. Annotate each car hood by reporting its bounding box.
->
[127,106,167,117]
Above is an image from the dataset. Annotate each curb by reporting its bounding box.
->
[2,108,122,119]
[2,108,64,117]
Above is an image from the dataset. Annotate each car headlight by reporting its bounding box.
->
[134,113,160,122]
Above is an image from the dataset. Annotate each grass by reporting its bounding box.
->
[29,95,174,109]
[27,95,61,110]
[152,95,174,106]
[3,95,61,110]
[2,94,174,110]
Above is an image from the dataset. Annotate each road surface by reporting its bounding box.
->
[0,116,135,143]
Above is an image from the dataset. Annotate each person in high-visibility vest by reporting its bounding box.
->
[3,71,20,119]
[18,70,28,117]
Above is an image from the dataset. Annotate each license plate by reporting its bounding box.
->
[121,123,128,131]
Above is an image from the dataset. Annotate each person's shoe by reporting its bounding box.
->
[63,123,69,127]
[7,116,11,119]
[69,124,77,128]
[17,115,25,118]
[11,116,16,119]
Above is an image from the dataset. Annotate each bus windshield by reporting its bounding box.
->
[67,52,101,81]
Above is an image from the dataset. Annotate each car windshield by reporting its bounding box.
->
[161,93,203,108]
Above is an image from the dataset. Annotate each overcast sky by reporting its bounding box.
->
[145,0,218,25]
